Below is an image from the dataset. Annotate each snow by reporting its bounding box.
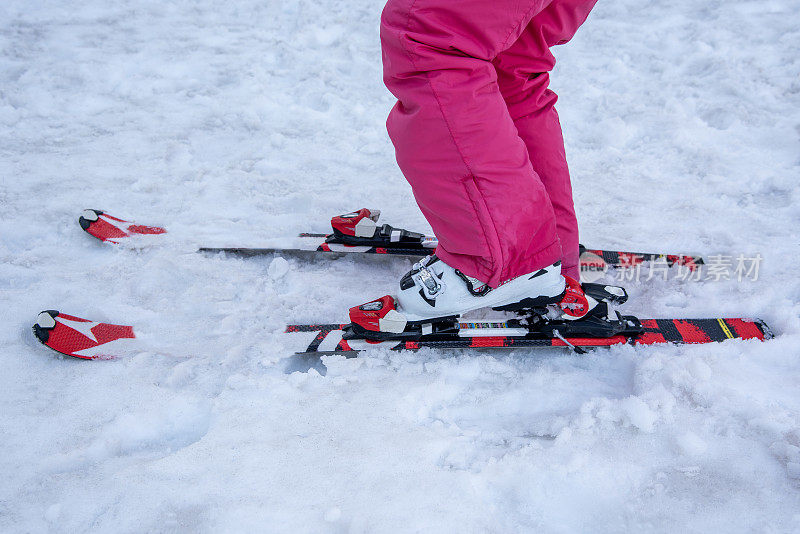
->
[1,0,800,531]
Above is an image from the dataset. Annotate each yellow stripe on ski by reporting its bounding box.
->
[717,319,734,339]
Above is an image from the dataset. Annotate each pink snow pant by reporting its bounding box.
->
[381,0,597,287]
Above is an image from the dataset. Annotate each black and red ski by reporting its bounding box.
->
[285,317,771,356]
[285,281,770,356]
[78,208,704,274]
[31,309,771,360]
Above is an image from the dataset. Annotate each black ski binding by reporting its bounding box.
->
[329,223,426,248]
[581,282,628,305]
[328,208,429,249]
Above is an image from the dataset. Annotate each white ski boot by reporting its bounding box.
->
[396,255,565,320]
[349,255,595,335]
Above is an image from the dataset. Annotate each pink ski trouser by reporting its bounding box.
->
[381,0,597,287]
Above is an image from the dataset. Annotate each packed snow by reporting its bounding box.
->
[2,0,800,532]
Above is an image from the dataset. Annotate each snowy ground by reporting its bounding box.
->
[2,0,800,531]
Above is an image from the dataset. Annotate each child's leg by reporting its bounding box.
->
[493,0,598,281]
[381,0,561,288]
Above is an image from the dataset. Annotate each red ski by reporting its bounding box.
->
[33,311,136,360]
[79,209,166,244]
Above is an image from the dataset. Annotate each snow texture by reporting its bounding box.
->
[2,0,800,532]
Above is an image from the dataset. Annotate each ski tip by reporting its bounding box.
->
[31,310,136,360]
[77,209,166,243]
[32,310,60,344]
[78,209,103,231]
